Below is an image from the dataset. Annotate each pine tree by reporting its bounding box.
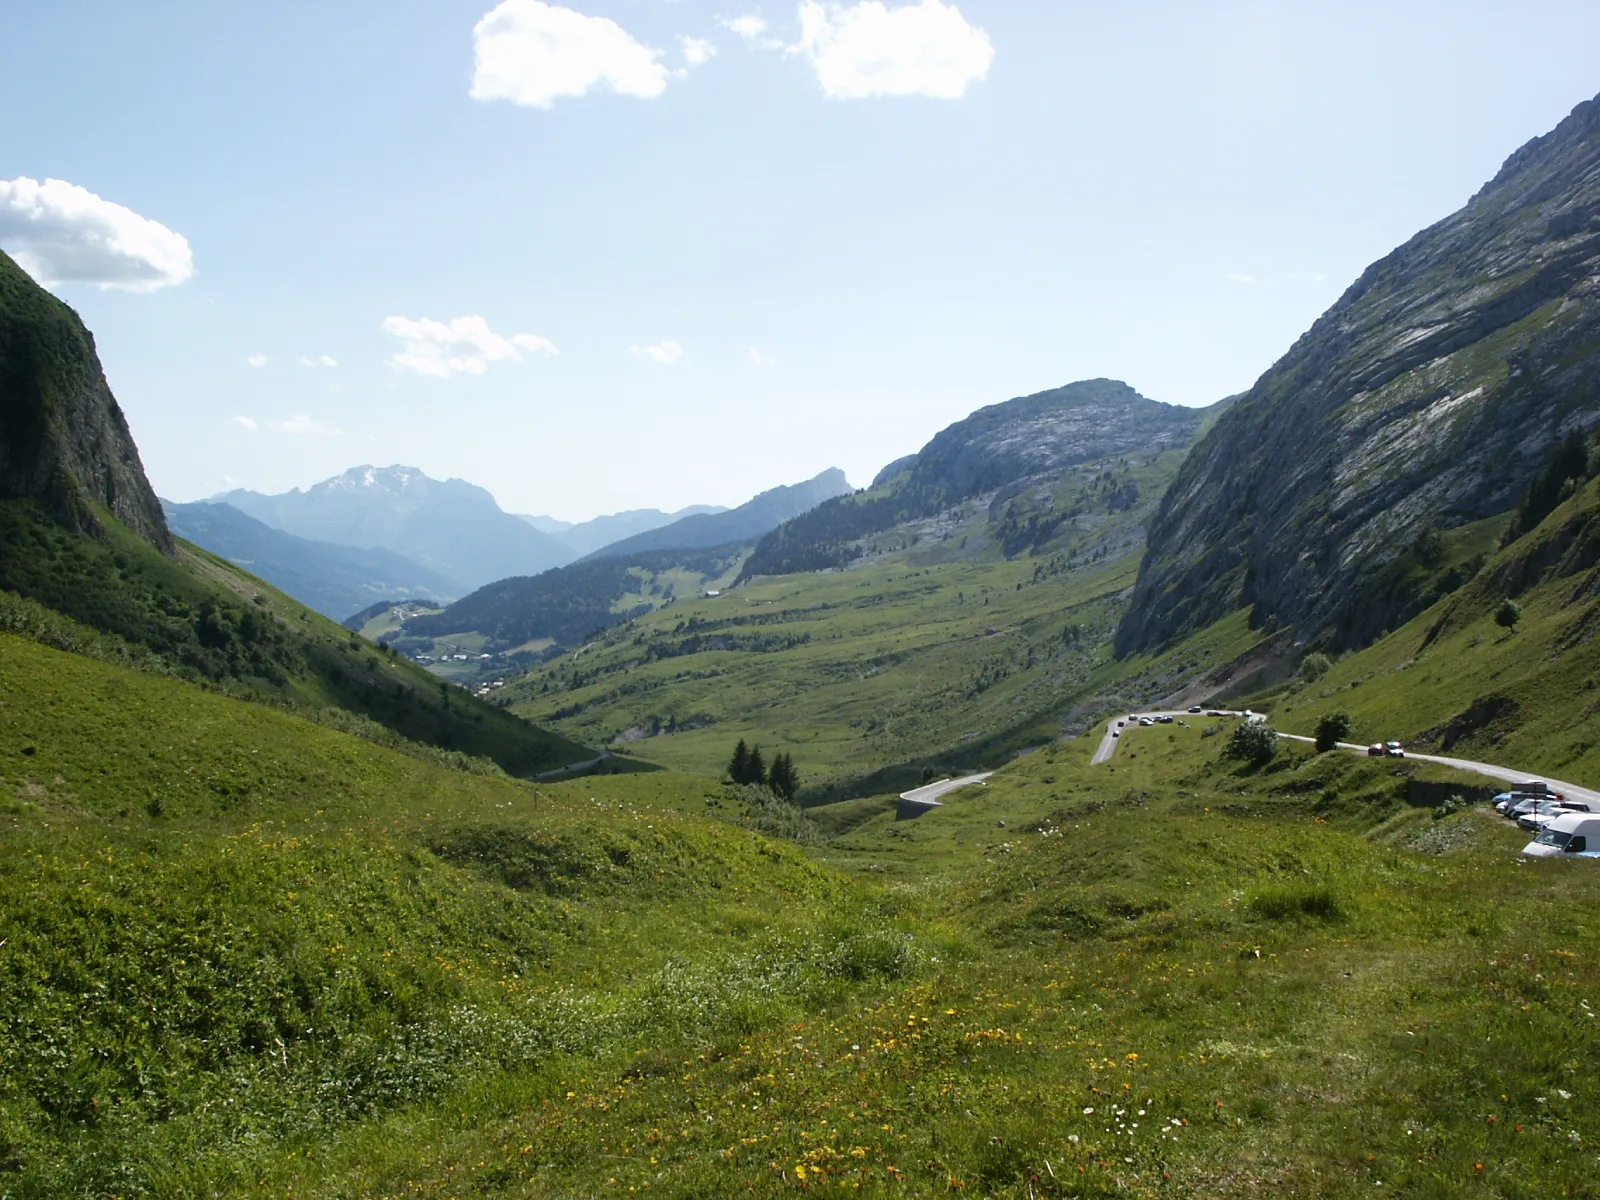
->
[768,752,800,801]
[727,739,750,784]
[745,745,766,787]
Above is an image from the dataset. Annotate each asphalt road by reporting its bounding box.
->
[1094,715,1600,806]
[897,773,995,810]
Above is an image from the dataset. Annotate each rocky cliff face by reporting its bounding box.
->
[905,378,1201,499]
[1118,91,1600,656]
[0,250,172,551]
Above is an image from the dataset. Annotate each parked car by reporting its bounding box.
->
[1524,812,1600,858]
[1188,706,1203,714]
[1497,790,1566,814]
[1518,800,1575,831]
[1368,743,1386,757]
[1157,715,1174,724]
[1507,798,1548,822]
[1139,717,1154,726]
[1385,741,1406,758]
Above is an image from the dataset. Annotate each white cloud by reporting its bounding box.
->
[795,0,993,100]
[299,355,338,368]
[726,14,770,39]
[681,36,717,67]
[232,416,259,431]
[1228,273,1256,285]
[279,415,341,436]
[723,13,785,49]
[246,353,268,368]
[381,314,558,379]
[0,176,194,292]
[749,347,777,366]
[471,0,670,108]
[631,340,684,365]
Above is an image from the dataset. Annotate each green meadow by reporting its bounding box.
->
[6,621,1600,1197]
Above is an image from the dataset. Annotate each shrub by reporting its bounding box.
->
[1298,652,1332,683]
[1434,793,1469,820]
[1495,598,1522,630]
[1224,721,1279,766]
[1315,710,1353,752]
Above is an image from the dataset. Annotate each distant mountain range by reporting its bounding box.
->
[163,500,460,621]
[215,466,571,592]
[516,505,728,558]
[177,464,849,622]
[580,469,853,561]
[394,468,854,654]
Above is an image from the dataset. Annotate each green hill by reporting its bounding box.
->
[8,625,1600,1196]
[0,247,583,777]
[0,499,586,774]
[164,499,462,622]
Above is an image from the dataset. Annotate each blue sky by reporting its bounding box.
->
[3,1,1599,520]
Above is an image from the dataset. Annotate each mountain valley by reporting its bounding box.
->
[9,85,1600,1200]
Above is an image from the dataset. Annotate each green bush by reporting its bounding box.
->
[1299,652,1332,683]
[1315,710,1353,752]
[1496,598,1522,630]
[1224,720,1279,765]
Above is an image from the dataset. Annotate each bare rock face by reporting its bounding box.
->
[0,250,173,552]
[740,379,1206,579]
[1119,91,1600,656]
[905,378,1202,499]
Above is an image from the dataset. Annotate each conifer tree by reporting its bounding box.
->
[727,739,750,784]
[746,745,766,787]
[768,752,800,801]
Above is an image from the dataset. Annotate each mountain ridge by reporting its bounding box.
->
[1118,89,1600,656]
[739,379,1209,580]
[577,468,852,561]
[0,249,172,552]
[519,504,729,558]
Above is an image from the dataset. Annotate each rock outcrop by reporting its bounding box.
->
[1118,91,1600,655]
[0,249,172,551]
[741,379,1206,579]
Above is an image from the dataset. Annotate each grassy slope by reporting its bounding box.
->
[1255,473,1600,786]
[0,634,883,1194]
[8,623,1600,1196]
[0,499,587,775]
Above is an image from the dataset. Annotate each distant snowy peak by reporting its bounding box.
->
[321,465,429,494]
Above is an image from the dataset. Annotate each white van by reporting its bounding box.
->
[1523,812,1600,859]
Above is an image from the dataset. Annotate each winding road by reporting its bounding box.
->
[897,773,994,817]
[1091,709,1254,765]
[1095,712,1600,806]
